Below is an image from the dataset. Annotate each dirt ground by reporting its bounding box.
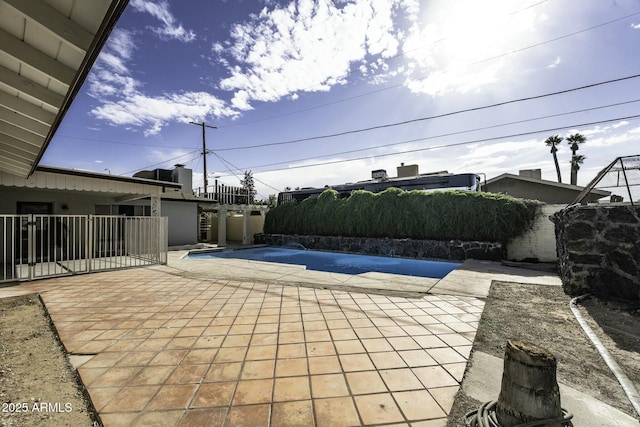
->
[1,282,638,427]
[447,281,640,426]
[0,294,98,427]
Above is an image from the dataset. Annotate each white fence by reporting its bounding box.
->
[1,215,167,283]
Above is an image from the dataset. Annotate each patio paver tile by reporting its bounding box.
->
[166,364,208,384]
[204,362,243,382]
[191,382,236,408]
[276,358,308,377]
[225,403,271,427]
[146,384,198,410]
[412,366,459,388]
[429,385,458,414]
[314,396,361,427]
[232,379,273,405]
[271,400,314,427]
[240,359,275,380]
[354,393,404,425]
[182,348,219,364]
[345,370,387,395]
[101,385,159,413]
[369,351,408,370]
[91,366,141,387]
[273,376,311,402]
[128,365,175,386]
[393,390,447,421]
[380,368,424,391]
[339,353,375,372]
[310,374,349,398]
[308,355,342,375]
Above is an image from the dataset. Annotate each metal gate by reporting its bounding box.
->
[0,215,168,283]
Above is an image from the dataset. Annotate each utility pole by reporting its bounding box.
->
[189,121,217,196]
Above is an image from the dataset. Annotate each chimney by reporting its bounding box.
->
[172,164,193,194]
[519,169,542,180]
[397,163,419,178]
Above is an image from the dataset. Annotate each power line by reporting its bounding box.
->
[214,99,640,173]
[122,95,639,180]
[215,73,640,152]
[211,151,284,193]
[216,114,640,176]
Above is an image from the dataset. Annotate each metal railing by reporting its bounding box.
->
[570,154,640,206]
[1,215,167,283]
[195,183,250,204]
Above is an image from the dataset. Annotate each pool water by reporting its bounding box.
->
[186,247,460,279]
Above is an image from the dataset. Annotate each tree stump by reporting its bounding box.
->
[496,339,564,427]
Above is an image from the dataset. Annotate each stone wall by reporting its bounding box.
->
[265,234,503,261]
[552,204,640,300]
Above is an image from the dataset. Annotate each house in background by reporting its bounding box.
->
[483,169,610,204]
[131,164,268,247]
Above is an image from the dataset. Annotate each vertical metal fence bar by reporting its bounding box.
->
[88,215,94,273]
[1,217,6,281]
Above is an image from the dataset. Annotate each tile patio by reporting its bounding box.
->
[1,256,560,426]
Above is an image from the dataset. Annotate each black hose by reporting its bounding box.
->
[464,400,573,427]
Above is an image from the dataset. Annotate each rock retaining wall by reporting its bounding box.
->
[552,204,640,300]
[265,234,503,261]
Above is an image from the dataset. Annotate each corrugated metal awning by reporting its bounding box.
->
[0,0,129,178]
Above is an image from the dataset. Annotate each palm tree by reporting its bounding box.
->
[566,133,587,185]
[571,154,586,185]
[544,135,563,183]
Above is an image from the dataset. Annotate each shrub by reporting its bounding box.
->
[264,188,538,243]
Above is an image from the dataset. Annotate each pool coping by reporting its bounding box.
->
[169,250,561,300]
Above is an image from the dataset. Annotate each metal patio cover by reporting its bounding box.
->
[0,0,129,178]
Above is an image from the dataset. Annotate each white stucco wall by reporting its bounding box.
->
[506,204,564,262]
[161,201,198,246]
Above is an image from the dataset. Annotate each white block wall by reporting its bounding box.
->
[506,204,564,262]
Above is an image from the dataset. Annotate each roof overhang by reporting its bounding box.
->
[0,0,129,178]
[485,173,611,197]
[0,165,182,199]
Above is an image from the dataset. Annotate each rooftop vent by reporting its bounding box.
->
[372,169,388,180]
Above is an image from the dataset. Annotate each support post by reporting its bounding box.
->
[217,208,227,247]
[242,209,251,245]
[150,195,161,262]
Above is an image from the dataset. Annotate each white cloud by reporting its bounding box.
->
[92,92,238,136]
[129,0,196,42]
[402,0,541,96]
[87,7,237,135]
[547,56,562,68]
[215,0,409,109]
[632,23,640,29]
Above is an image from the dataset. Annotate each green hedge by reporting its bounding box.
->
[264,188,539,243]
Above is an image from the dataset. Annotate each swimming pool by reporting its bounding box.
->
[186,247,460,279]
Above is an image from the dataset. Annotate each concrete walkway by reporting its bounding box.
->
[0,254,635,426]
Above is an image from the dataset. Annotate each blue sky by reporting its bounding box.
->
[41,0,640,200]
